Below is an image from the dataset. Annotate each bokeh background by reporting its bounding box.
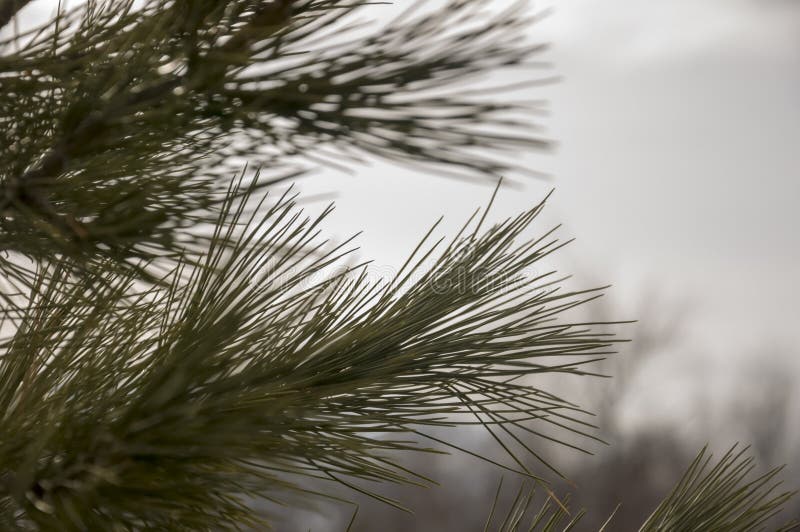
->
[8,0,800,529]
[292,1,800,528]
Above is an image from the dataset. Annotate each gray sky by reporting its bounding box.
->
[310,0,800,354]
[542,0,799,347]
[299,0,800,435]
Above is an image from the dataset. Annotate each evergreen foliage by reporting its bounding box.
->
[0,0,548,290]
[487,446,797,531]
[0,0,795,529]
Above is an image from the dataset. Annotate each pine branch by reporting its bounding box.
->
[0,0,549,284]
[482,446,798,532]
[4,2,789,531]
[639,445,798,532]
[483,480,587,532]
[0,181,619,529]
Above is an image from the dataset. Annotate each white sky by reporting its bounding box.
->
[302,0,800,432]
[536,0,800,345]
[310,0,800,349]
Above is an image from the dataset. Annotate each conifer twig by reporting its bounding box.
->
[0,0,32,31]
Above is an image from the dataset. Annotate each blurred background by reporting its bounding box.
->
[9,0,800,529]
[286,0,800,528]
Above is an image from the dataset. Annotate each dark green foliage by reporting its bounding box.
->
[484,480,588,532]
[0,1,796,530]
[487,446,798,531]
[640,445,798,532]
[0,177,617,529]
[0,0,548,288]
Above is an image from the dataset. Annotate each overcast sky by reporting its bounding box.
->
[310,0,800,356]
[297,0,800,435]
[543,0,799,353]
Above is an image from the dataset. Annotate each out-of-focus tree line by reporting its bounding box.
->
[277,290,800,530]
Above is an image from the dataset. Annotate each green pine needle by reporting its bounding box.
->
[639,444,798,532]
[483,445,798,532]
[0,176,618,529]
[1,0,549,285]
